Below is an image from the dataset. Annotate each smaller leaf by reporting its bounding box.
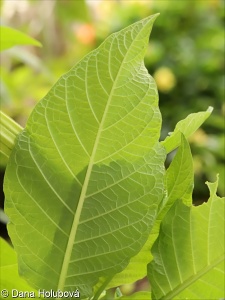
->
[0,27,42,51]
[162,133,193,210]
[161,106,213,153]
[149,133,194,256]
[148,176,225,300]
[0,238,35,292]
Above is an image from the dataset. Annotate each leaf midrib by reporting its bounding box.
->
[57,25,146,290]
[160,255,224,299]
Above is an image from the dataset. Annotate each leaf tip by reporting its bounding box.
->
[141,13,160,28]
[149,13,160,22]
[207,106,214,113]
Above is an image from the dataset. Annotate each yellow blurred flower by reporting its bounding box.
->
[154,67,176,93]
[189,128,208,146]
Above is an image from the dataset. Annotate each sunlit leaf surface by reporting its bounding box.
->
[102,134,193,289]
[4,15,165,297]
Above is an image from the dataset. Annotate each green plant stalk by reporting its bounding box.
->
[0,110,23,159]
[93,275,115,300]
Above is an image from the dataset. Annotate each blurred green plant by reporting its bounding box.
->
[0,26,42,51]
[0,25,41,166]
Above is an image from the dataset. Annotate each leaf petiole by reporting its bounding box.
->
[0,110,23,159]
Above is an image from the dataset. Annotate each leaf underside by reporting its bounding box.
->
[148,177,225,299]
[4,15,165,297]
[101,134,193,290]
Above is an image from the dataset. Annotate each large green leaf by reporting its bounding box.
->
[4,15,165,298]
[161,106,213,153]
[148,176,225,299]
[0,27,42,51]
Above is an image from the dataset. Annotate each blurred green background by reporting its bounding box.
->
[0,1,224,209]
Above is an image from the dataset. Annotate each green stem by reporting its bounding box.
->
[92,275,114,300]
[0,110,23,159]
